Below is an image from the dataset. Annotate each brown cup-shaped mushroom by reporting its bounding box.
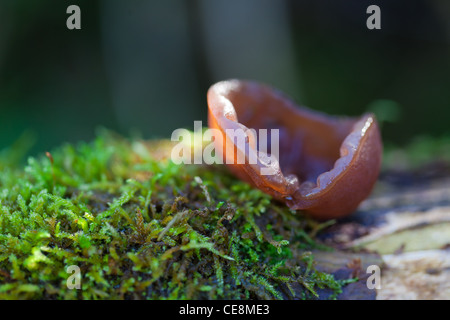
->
[207,80,382,220]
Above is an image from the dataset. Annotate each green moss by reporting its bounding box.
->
[0,129,348,300]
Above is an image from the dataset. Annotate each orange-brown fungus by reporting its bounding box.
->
[207,80,383,220]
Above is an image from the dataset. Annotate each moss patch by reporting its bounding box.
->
[0,130,352,300]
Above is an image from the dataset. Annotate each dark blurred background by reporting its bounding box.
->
[1,0,449,155]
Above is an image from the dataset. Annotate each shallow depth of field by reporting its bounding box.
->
[1,1,449,300]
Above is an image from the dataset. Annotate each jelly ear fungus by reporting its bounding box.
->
[207,80,382,220]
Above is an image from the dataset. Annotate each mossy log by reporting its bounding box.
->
[0,130,448,299]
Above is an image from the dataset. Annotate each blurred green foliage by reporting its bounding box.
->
[0,1,449,157]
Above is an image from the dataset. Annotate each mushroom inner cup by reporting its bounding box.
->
[208,80,383,218]
[226,83,357,185]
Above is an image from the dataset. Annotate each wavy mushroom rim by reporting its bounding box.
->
[207,79,382,217]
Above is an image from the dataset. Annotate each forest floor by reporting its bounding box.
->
[0,131,449,300]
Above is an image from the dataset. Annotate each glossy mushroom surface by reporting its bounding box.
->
[207,80,382,220]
